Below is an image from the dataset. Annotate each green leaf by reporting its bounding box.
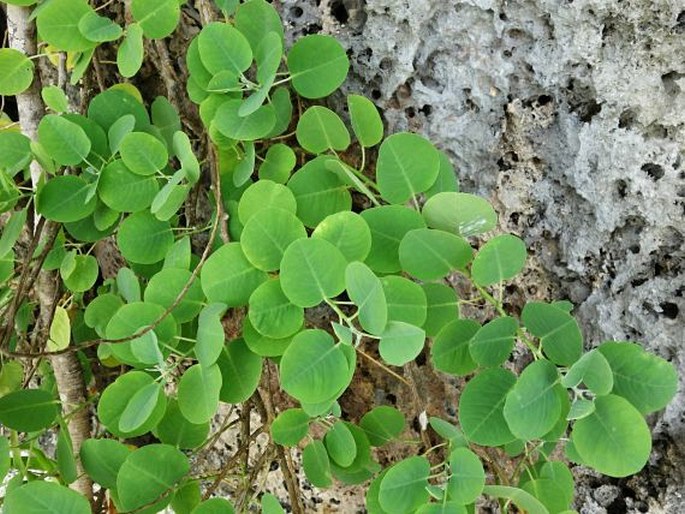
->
[312,211,373,263]
[258,144,296,184]
[239,182,297,226]
[153,398,209,450]
[279,329,349,403]
[78,10,123,42]
[376,132,440,204]
[422,192,497,237]
[241,208,306,271]
[107,115,136,154]
[117,23,144,78]
[0,361,23,398]
[296,106,351,154]
[117,211,173,264]
[239,31,282,116]
[381,275,427,327]
[379,321,425,366]
[249,279,304,339]
[62,254,98,292]
[280,238,347,308]
[192,498,235,514]
[416,504,467,514]
[561,349,613,395]
[0,389,58,432]
[234,0,284,52]
[567,398,595,420]
[119,381,165,433]
[201,243,268,306]
[116,267,141,303]
[271,408,310,446]
[287,156,352,228]
[4,481,91,514]
[471,234,527,286]
[242,317,295,357]
[119,131,168,175]
[131,0,180,39]
[422,283,459,337]
[194,303,227,368]
[399,228,473,280]
[447,447,485,505]
[429,417,468,448]
[164,236,191,270]
[539,461,574,507]
[87,88,149,132]
[217,339,263,403]
[302,439,332,487]
[38,176,97,223]
[214,99,276,141]
[80,438,131,490]
[348,94,383,147]
[116,444,189,512]
[144,267,205,324]
[232,141,256,187]
[431,319,480,376]
[503,359,562,440]
[47,306,71,352]
[267,87,293,137]
[469,316,518,368]
[425,151,459,198]
[325,421,357,467]
[458,368,516,446]
[345,261,387,335]
[482,485,549,514]
[379,456,430,514]
[172,131,199,184]
[0,132,32,176]
[0,49,34,96]
[198,22,253,75]
[38,114,91,165]
[287,34,349,98]
[521,479,570,514]
[261,493,285,514]
[178,364,222,424]
[41,85,69,113]
[571,394,651,477]
[598,341,678,414]
[0,436,9,483]
[360,406,405,446]
[522,302,583,366]
[85,294,123,337]
[36,0,95,52]
[171,480,201,514]
[329,423,377,484]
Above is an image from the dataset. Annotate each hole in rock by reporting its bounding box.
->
[289,6,303,17]
[641,162,665,180]
[615,179,628,198]
[330,0,349,24]
[660,302,679,319]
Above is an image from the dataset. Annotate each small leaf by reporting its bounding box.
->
[287,34,349,99]
[471,234,527,286]
[0,389,59,432]
[271,408,310,447]
[447,447,485,505]
[431,319,480,376]
[173,131,200,184]
[422,283,459,337]
[38,114,91,165]
[36,0,95,52]
[261,493,286,514]
[258,144,296,184]
[195,303,227,368]
[41,85,69,113]
[302,440,332,487]
[296,106,351,154]
[345,261,387,336]
[249,279,304,339]
[482,485,549,514]
[117,211,173,264]
[201,243,267,307]
[422,192,497,237]
[379,321,425,366]
[324,421,357,467]
[154,398,209,450]
[561,349,613,395]
[214,99,276,141]
[313,211,373,263]
[177,364,222,424]
[0,49,34,96]
[144,267,205,324]
[0,208,27,260]
[117,23,144,78]
[382,276,427,327]
[348,94,383,147]
[192,498,236,514]
[378,456,430,514]
[522,302,583,366]
[78,10,123,42]
[360,406,405,446]
[119,381,165,433]
[235,0,284,52]
[119,131,168,176]
[567,398,595,420]
[80,438,131,490]
[198,22,253,75]
[241,208,306,271]
[131,0,180,39]
[469,316,518,368]
[61,254,99,293]
[217,339,263,403]
[47,306,71,352]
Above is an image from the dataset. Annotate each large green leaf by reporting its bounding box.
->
[4,481,91,514]
[522,302,583,366]
[422,192,497,237]
[153,398,209,450]
[447,447,485,505]
[469,316,518,368]
[287,35,349,99]
[471,234,527,286]
[119,381,165,433]
[345,261,387,336]
[431,319,480,376]
[194,303,226,368]
[37,176,96,223]
[571,394,651,477]
[0,132,32,176]
[312,211,372,263]
[119,131,168,176]
[117,211,173,264]
[0,49,34,96]
[177,364,222,424]
[0,389,58,432]
[422,283,459,337]
[378,456,430,514]
[348,94,383,147]
[192,498,235,514]
[425,151,459,198]
[296,106,350,154]
[198,22,253,75]
[399,228,472,280]
[87,88,149,132]
[241,208,307,271]
[271,408,310,447]
[561,348,613,396]
[379,321,425,366]
[234,0,284,52]
[201,243,268,307]
[376,133,440,204]
[249,279,303,339]
[214,99,276,141]
[238,180,297,224]
[144,267,205,324]
[258,144,296,184]
[131,0,180,39]
[217,339,263,403]
[381,275,427,327]
[242,317,295,357]
[36,0,95,52]
[80,438,131,490]
[38,114,91,166]
[360,406,405,446]
[302,439,332,487]
[458,368,516,446]
[98,159,159,212]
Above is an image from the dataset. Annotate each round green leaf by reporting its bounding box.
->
[98,159,159,212]
[296,106,351,154]
[38,114,91,166]
[201,243,268,306]
[0,389,58,432]
[447,447,485,505]
[249,279,304,339]
[422,283,459,337]
[117,23,144,78]
[399,228,473,281]
[539,461,575,507]
[217,339,263,403]
[469,316,518,367]
[360,205,426,273]
[117,444,189,512]
[78,11,123,42]
[80,438,131,490]
[178,364,222,424]
[119,381,165,433]
[431,319,480,376]
[381,275,427,327]
[287,34,349,99]
[198,22,253,75]
[312,211,372,263]
[376,133,440,204]
[0,132,32,176]
[459,367,517,446]
[258,144,296,184]
[85,294,124,337]
[360,406,405,446]
[195,303,227,368]
[379,321,426,366]
[567,398,596,421]
[87,88,149,132]
[422,192,497,237]
[117,211,173,264]
[324,420,357,467]
[302,439,332,487]
[345,261,387,336]
[571,394,651,477]
[154,398,209,450]
[267,87,293,137]
[238,180,297,224]
[234,0,284,52]
[330,423,378,484]
[36,0,95,52]
[522,302,583,366]
[521,478,570,514]
[280,238,347,308]
[119,131,168,176]
[279,329,349,403]
[261,493,285,514]
[144,267,204,324]
[37,176,96,223]
[214,99,276,141]
[482,485,549,514]
[241,208,307,271]
[62,254,99,292]
[4,481,90,514]
[503,359,562,440]
[271,408,310,447]
[471,234,527,286]
[242,317,295,357]
[379,456,430,514]
[598,341,678,414]
[131,0,180,39]
[425,151,459,198]
[348,94,383,147]
[0,49,34,96]
[561,348,613,395]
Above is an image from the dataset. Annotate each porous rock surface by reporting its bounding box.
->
[280,0,685,512]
